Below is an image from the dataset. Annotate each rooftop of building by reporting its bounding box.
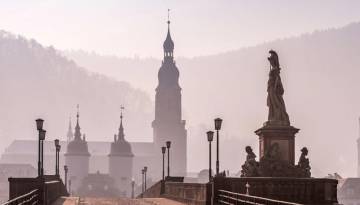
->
[2,139,156,156]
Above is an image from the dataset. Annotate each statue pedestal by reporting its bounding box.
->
[255,124,299,165]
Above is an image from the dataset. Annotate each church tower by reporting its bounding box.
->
[64,106,90,193]
[152,15,187,176]
[108,108,134,197]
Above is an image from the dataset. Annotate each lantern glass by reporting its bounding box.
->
[161,146,166,154]
[166,141,171,148]
[36,119,44,131]
[144,166,148,172]
[207,131,214,142]
[214,118,223,130]
[57,145,61,152]
[54,139,59,147]
[39,129,46,140]
[64,165,68,171]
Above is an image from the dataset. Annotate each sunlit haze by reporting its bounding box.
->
[1,0,360,57]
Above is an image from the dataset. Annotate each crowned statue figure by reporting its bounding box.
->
[266,50,290,126]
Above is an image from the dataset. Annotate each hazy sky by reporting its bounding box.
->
[1,0,360,57]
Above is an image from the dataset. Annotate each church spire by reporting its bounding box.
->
[74,104,82,140]
[67,117,73,143]
[163,9,174,59]
[118,106,125,141]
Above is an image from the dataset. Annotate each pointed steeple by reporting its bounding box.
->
[74,104,82,140]
[118,106,125,141]
[67,117,73,143]
[163,9,174,59]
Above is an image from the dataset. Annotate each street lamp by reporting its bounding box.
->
[69,180,72,196]
[141,169,145,195]
[161,147,166,181]
[214,118,223,175]
[36,119,44,177]
[54,139,60,176]
[144,166,148,191]
[39,129,46,176]
[64,165,68,191]
[131,178,135,199]
[166,141,171,177]
[207,131,214,182]
[57,145,61,175]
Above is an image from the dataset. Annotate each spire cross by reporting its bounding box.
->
[120,106,125,120]
[76,104,80,119]
[167,9,170,25]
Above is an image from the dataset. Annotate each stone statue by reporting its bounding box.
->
[266,50,290,126]
[297,147,311,177]
[241,146,259,177]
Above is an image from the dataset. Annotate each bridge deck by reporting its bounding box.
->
[52,197,186,205]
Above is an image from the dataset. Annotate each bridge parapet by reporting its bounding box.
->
[163,182,209,205]
[7,175,68,205]
[214,177,338,205]
[139,179,210,205]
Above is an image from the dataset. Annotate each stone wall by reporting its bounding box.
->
[139,180,210,205]
[163,182,209,205]
[214,177,338,205]
[8,175,68,205]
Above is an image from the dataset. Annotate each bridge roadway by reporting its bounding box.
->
[52,197,186,205]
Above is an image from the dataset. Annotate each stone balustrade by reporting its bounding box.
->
[214,177,338,205]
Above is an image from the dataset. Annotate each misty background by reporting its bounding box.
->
[0,0,360,177]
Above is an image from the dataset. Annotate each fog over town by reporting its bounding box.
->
[1,2,360,200]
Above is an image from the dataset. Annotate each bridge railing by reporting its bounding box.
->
[218,189,303,205]
[7,176,68,205]
[1,189,39,205]
[213,177,338,204]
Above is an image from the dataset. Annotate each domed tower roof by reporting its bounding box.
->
[109,107,134,157]
[163,23,174,53]
[66,105,90,156]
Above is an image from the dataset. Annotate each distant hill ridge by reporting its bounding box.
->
[0,30,153,154]
[65,22,360,177]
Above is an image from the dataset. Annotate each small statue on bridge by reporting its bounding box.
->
[297,147,311,177]
[240,146,259,177]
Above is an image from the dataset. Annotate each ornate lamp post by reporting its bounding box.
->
[35,119,44,177]
[69,180,72,196]
[54,139,60,176]
[64,165,68,191]
[214,118,223,175]
[207,131,214,182]
[39,129,46,176]
[161,147,166,181]
[166,141,171,177]
[57,145,61,175]
[144,166,148,190]
[131,178,135,199]
[141,169,145,194]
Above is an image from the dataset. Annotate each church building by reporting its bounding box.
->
[0,17,188,196]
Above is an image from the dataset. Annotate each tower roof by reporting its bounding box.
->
[163,24,174,52]
[163,10,174,53]
[109,107,133,157]
[67,117,73,142]
[66,105,90,156]
[74,104,81,140]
